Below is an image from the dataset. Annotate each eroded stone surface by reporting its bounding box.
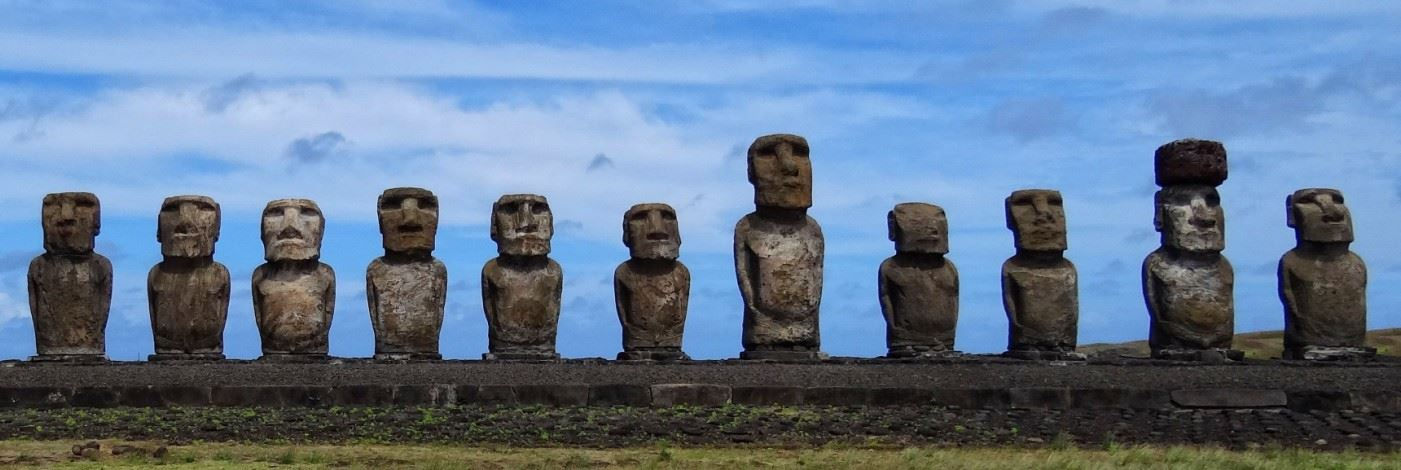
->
[368,188,446,360]
[483,194,562,360]
[30,192,111,361]
[615,203,690,360]
[1280,188,1373,361]
[1144,140,1238,360]
[149,195,229,360]
[735,134,825,360]
[1002,190,1079,358]
[879,203,958,357]
[253,199,335,358]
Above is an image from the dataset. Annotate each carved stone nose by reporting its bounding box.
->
[276,225,302,240]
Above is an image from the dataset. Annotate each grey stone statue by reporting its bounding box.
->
[148,195,230,361]
[615,203,691,361]
[252,198,335,361]
[368,187,447,360]
[879,203,958,358]
[1001,190,1082,360]
[29,192,111,362]
[1279,188,1374,360]
[1142,139,1242,361]
[734,134,826,360]
[482,194,562,360]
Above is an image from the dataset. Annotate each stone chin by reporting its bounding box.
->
[266,240,319,261]
[384,234,436,254]
[45,234,95,255]
[754,187,812,210]
[630,242,679,261]
[1299,224,1354,244]
[1015,231,1067,252]
[1167,232,1224,253]
[897,239,947,255]
[498,237,550,257]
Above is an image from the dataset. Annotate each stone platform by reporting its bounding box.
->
[1,356,1398,410]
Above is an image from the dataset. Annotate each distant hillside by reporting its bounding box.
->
[1079,328,1401,359]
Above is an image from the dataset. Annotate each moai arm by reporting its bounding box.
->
[949,259,960,318]
[321,264,336,321]
[877,262,894,327]
[676,263,691,321]
[27,258,40,322]
[251,265,267,332]
[480,263,497,327]
[1001,262,1019,330]
[614,265,630,329]
[433,260,448,319]
[365,264,381,332]
[96,256,112,320]
[147,265,159,332]
[733,221,757,315]
[215,264,231,325]
[1278,256,1297,321]
[550,260,564,315]
[1141,255,1159,322]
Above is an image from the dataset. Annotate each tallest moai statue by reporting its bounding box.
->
[1142,139,1243,361]
[734,134,827,360]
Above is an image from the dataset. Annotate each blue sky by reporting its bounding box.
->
[1,0,1400,360]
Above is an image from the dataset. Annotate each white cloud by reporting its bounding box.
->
[0,290,25,323]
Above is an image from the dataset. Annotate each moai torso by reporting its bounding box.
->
[1279,188,1370,359]
[878,202,956,356]
[29,192,111,360]
[735,133,823,359]
[1144,250,1234,350]
[1001,189,1079,356]
[367,188,447,359]
[616,203,690,359]
[149,262,230,355]
[1143,140,1238,360]
[149,195,230,358]
[482,194,563,359]
[30,254,112,357]
[253,198,335,357]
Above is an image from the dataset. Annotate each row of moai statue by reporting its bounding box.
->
[24,135,1375,363]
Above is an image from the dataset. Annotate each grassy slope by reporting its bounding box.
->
[0,441,1397,469]
[1079,328,1401,359]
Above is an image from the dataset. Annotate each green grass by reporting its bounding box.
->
[0,440,1397,469]
[1080,328,1401,359]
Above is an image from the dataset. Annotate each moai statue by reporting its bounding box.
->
[615,203,691,361]
[28,192,111,362]
[734,134,826,360]
[879,203,959,358]
[1142,139,1242,361]
[367,188,447,360]
[148,195,230,361]
[481,194,563,360]
[252,199,335,361]
[1001,190,1082,361]
[1279,188,1374,360]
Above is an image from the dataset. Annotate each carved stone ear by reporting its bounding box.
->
[1285,193,1297,228]
[887,210,898,242]
[621,218,632,248]
[489,206,500,242]
[1152,191,1164,233]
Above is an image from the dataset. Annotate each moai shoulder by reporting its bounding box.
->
[29,192,111,362]
[367,187,448,361]
[1279,188,1372,360]
[1143,139,1241,362]
[615,203,691,361]
[878,202,958,358]
[735,134,826,360]
[252,198,335,361]
[1001,189,1081,360]
[482,194,563,360]
[149,195,231,361]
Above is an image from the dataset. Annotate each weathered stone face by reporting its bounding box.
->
[1006,189,1067,252]
[261,199,324,262]
[1155,185,1225,253]
[748,134,812,210]
[42,192,100,255]
[1288,188,1353,244]
[378,187,439,255]
[158,195,220,259]
[491,194,553,257]
[623,203,680,261]
[888,203,947,255]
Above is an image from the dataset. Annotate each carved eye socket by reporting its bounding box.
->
[418,198,439,210]
[532,203,549,215]
[300,207,321,218]
[263,208,282,218]
[629,213,648,222]
[500,203,519,214]
[379,197,402,210]
[1331,194,1344,204]
[75,200,97,209]
[661,211,676,221]
[1205,194,1220,206]
[161,204,180,213]
[1047,195,1063,205]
